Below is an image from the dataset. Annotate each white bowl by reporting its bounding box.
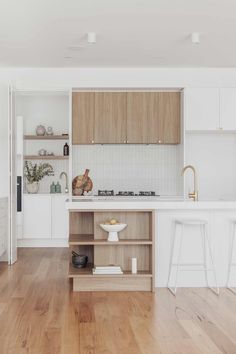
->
[100,223,127,242]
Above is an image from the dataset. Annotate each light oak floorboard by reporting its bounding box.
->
[1,248,236,354]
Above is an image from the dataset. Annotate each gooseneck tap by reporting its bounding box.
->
[60,172,69,194]
[182,165,198,201]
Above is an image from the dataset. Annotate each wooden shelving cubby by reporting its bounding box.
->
[68,210,155,292]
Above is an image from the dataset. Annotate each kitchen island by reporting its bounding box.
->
[66,198,236,290]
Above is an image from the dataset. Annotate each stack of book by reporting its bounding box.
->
[93,265,123,275]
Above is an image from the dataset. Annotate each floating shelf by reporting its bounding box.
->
[68,263,153,278]
[24,134,69,140]
[24,155,69,160]
[69,234,153,245]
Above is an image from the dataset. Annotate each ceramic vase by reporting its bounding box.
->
[36,125,46,136]
[26,182,39,194]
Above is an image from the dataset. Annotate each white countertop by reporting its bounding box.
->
[24,193,69,196]
[66,196,236,210]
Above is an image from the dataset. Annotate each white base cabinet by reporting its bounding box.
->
[23,195,68,241]
[23,195,51,239]
[52,195,69,239]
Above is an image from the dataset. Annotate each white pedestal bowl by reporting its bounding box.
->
[100,223,127,242]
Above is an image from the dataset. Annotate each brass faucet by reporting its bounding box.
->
[182,165,198,201]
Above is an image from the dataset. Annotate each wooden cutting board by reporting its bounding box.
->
[72,169,93,196]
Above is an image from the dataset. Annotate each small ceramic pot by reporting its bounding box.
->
[26,182,39,194]
[46,127,53,135]
[72,253,88,268]
[36,125,46,136]
[46,151,54,156]
[38,149,47,156]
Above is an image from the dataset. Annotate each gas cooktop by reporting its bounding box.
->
[97,190,159,197]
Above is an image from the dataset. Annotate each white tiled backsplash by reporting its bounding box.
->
[73,145,183,196]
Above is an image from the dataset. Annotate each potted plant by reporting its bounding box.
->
[24,161,54,194]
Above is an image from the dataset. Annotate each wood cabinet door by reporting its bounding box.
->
[94,92,127,143]
[72,92,94,144]
[185,88,220,131]
[127,92,159,144]
[157,92,180,144]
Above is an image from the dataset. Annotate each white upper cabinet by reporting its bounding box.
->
[185,88,220,130]
[220,88,236,130]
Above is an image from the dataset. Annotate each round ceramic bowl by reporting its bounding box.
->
[100,223,127,242]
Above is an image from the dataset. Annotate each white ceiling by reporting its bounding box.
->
[1,0,236,67]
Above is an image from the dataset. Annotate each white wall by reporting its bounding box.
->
[1,67,236,88]
[0,84,8,198]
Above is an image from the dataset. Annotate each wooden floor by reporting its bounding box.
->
[1,249,236,354]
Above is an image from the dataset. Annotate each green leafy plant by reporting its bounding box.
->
[24,161,54,183]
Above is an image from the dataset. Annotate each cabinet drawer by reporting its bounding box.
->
[73,276,152,292]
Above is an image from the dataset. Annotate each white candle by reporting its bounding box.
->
[131,257,137,274]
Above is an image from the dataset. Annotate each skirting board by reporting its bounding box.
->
[17,238,69,247]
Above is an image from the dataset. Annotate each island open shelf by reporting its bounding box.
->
[68,210,155,292]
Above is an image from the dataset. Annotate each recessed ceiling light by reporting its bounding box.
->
[191,32,200,45]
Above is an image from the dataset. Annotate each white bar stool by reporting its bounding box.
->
[227,220,236,294]
[167,219,219,295]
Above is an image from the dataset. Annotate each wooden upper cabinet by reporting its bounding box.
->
[72,92,95,144]
[127,92,180,144]
[94,92,127,143]
[127,92,155,143]
[72,91,180,145]
[158,92,180,144]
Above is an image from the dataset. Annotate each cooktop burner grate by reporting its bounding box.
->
[98,190,114,196]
